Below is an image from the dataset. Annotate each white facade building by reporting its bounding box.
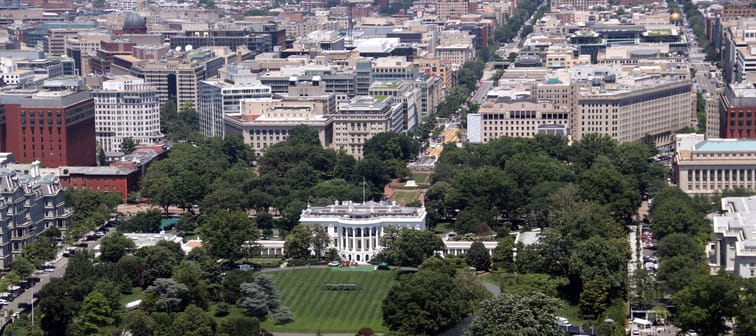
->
[708,196,756,278]
[92,76,163,152]
[299,201,426,263]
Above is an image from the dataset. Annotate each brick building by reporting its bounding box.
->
[0,82,96,167]
[58,142,170,201]
[720,82,756,139]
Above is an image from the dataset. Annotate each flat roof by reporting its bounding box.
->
[694,140,756,152]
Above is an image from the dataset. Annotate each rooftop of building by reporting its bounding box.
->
[711,196,756,253]
[693,139,756,152]
[300,200,425,219]
[730,82,756,98]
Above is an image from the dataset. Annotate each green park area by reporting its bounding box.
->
[262,268,397,333]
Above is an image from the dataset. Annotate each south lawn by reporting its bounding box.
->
[261,268,397,333]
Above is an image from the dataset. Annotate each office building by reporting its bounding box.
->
[369,81,421,132]
[0,79,96,167]
[467,98,570,143]
[0,162,70,269]
[674,135,756,194]
[551,0,607,10]
[299,201,426,263]
[719,82,756,139]
[130,56,208,109]
[198,69,272,138]
[437,0,469,21]
[574,81,693,146]
[331,96,404,158]
[92,76,163,152]
[225,78,334,155]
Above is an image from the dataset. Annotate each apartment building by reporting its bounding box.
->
[331,96,404,158]
[675,135,756,195]
[719,81,756,139]
[0,162,70,269]
[92,76,163,152]
[574,81,693,146]
[467,98,571,143]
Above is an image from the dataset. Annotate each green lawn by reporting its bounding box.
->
[391,191,420,204]
[119,287,144,306]
[411,172,432,184]
[262,268,397,333]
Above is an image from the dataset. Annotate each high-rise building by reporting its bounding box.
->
[92,76,163,152]
[0,162,70,269]
[130,58,208,110]
[0,78,96,167]
[369,81,422,132]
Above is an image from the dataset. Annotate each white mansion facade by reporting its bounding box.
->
[299,200,426,263]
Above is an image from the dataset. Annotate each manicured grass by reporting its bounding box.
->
[389,184,426,190]
[119,287,144,306]
[391,191,420,204]
[411,172,432,184]
[262,268,397,333]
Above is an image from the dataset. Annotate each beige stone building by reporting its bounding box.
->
[414,58,453,89]
[467,98,571,143]
[574,81,693,146]
[675,135,756,194]
[331,96,405,158]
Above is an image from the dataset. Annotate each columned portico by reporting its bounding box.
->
[299,200,427,264]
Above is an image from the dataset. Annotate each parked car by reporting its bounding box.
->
[328,261,340,267]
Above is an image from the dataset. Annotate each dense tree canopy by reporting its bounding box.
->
[466,292,561,336]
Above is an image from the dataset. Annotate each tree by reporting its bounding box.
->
[220,270,256,304]
[218,317,261,336]
[569,237,629,299]
[38,279,76,335]
[199,209,258,264]
[138,243,184,287]
[286,125,322,146]
[100,232,136,262]
[631,268,656,308]
[735,278,756,336]
[466,241,491,272]
[579,277,609,320]
[673,274,741,335]
[173,260,209,308]
[123,310,157,336]
[238,275,285,320]
[120,137,137,154]
[271,306,294,324]
[284,225,312,259]
[492,237,515,271]
[97,143,107,166]
[656,233,703,261]
[140,161,178,214]
[145,278,189,313]
[10,256,35,278]
[383,268,483,336]
[378,227,445,267]
[171,304,215,336]
[465,292,562,336]
[310,224,330,259]
[363,133,419,161]
[21,238,56,267]
[71,291,116,336]
[118,209,162,233]
[657,255,709,293]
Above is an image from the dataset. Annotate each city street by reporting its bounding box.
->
[0,228,114,324]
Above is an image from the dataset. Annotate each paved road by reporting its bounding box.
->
[1,228,114,319]
[471,81,493,104]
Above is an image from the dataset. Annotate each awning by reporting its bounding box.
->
[633,318,652,326]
